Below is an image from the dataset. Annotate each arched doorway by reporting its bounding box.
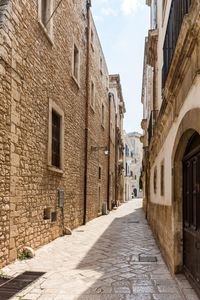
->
[183,132,200,290]
[172,109,200,294]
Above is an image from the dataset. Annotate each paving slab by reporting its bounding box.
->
[2,199,199,300]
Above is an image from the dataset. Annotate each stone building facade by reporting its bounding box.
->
[0,0,125,267]
[127,132,143,198]
[109,75,126,207]
[124,132,143,201]
[141,0,200,295]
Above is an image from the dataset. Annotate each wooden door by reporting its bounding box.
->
[183,133,200,293]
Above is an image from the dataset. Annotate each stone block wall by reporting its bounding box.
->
[0,0,125,267]
[85,14,109,220]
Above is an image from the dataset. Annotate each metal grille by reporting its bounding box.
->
[139,256,157,262]
[162,0,192,87]
[52,110,61,168]
[0,271,45,300]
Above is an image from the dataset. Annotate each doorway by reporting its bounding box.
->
[183,132,200,292]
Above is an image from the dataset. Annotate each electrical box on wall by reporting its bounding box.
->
[57,189,64,208]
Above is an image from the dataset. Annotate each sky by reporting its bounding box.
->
[91,0,150,134]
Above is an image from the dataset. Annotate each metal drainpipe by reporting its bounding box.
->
[107,93,112,211]
[83,0,91,225]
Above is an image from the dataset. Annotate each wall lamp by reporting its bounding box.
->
[91,146,109,156]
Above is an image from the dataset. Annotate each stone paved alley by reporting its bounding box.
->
[3,199,199,300]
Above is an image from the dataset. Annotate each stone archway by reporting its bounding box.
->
[172,108,200,273]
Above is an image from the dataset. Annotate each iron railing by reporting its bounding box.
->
[148,110,159,144]
[162,0,192,87]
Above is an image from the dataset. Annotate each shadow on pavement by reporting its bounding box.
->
[73,201,163,300]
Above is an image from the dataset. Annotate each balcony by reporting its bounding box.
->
[148,110,159,144]
[162,0,192,87]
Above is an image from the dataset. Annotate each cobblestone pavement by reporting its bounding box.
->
[2,199,199,300]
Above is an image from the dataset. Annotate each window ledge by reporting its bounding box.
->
[48,165,64,174]
[38,20,54,45]
[71,75,80,89]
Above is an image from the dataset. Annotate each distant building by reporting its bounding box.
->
[124,132,143,200]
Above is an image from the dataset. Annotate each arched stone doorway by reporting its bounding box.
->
[172,109,200,294]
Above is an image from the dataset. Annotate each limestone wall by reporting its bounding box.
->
[0,0,125,267]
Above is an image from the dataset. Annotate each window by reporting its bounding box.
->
[100,57,103,75]
[153,167,157,194]
[101,103,105,126]
[125,162,128,176]
[90,81,95,109]
[38,0,53,37]
[52,110,61,168]
[91,29,94,50]
[73,44,80,82]
[162,0,192,87]
[160,162,165,196]
[98,166,102,180]
[135,175,137,180]
[125,144,129,157]
[41,0,48,26]
[48,100,64,172]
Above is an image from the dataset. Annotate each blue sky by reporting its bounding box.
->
[91,0,149,133]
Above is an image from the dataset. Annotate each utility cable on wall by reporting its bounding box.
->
[44,0,64,28]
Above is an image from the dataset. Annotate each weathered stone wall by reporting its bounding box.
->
[0,0,125,267]
[6,0,88,263]
[0,0,13,267]
[85,14,109,220]
[109,97,117,209]
[147,202,174,271]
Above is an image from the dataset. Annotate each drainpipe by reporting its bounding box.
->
[107,93,112,210]
[83,0,91,225]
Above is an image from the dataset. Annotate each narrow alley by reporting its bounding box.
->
[2,199,198,300]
